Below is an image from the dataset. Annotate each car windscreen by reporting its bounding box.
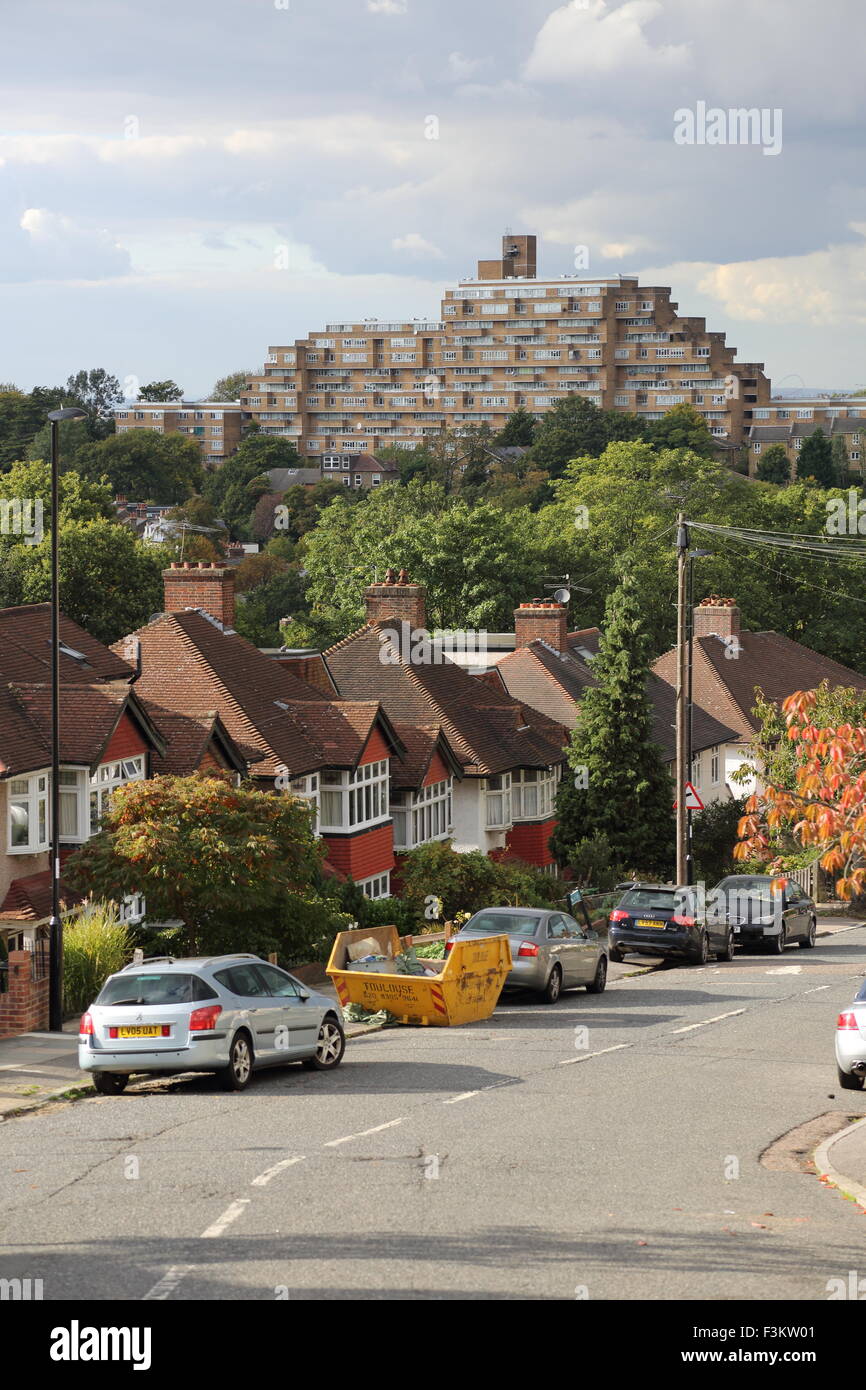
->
[619,890,677,912]
[96,973,205,1006]
[464,913,542,938]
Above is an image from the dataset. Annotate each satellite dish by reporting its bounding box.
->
[553,587,570,604]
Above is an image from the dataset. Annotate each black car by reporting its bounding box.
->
[709,874,817,953]
[608,882,734,965]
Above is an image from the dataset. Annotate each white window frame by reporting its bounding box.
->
[392,779,453,851]
[319,759,389,832]
[358,871,391,900]
[512,767,559,822]
[484,773,512,830]
[710,746,720,786]
[89,756,146,836]
[289,773,320,833]
[7,772,49,853]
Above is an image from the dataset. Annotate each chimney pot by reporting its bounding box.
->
[514,600,567,653]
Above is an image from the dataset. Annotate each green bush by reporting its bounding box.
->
[63,902,133,1016]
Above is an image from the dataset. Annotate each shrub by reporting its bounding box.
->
[63,902,133,1016]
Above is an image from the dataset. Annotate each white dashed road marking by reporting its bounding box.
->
[251,1156,306,1187]
[324,1118,404,1148]
[200,1197,251,1239]
[443,1090,480,1104]
[669,1009,746,1035]
[560,1043,631,1066]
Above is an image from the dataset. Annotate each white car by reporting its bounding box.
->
[835,981,866,1091]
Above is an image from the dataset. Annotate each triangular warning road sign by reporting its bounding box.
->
[674,781,704,812]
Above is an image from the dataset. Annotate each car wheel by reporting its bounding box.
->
[837,1064,865,1091]
[690,931,709,966]
[715,930,735,962]
[219,1031,254,1091]
[302,1016,346,1071]
[767,925,787,955]
[799,917,817,949]
[540,964,563,1004]
[585,956,607,994]
[92,1072,128,1096]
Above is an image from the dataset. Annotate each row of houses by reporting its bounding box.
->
[2,567,864,1034]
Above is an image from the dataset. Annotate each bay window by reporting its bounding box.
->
[512,767,560,821]
[320,760,389,832]
[358,871,391,900]
[484,773,512,830]
[289,773,320,832]
[89,756,146,835]
[392,779,453,851]
[8,773,48,852]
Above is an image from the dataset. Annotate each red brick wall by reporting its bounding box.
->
[0,950,49,1038]
[103,713,149,763]
[323,822,395,882]
[506,816,557,867]
[363,583,426,631]
[163,562,236,627]
[359,727,390,766]
[514,603,567,654]
[422,751,449,787]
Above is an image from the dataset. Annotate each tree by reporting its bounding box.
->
[0,384,68,468]
[162,495,227,560]
[550,567,675,876]
[209,370,255,402]
[65,368,124,439]
[797,428,835,487]
[234,567,308,647]
[530,396,613,478]
[692,797,748,884]
[67,775,333,956]
[234,552,290,593]
[496,407,538,448]
[9,517,167,644]
[202,435,300,537]
[735,688,866,900]
[138,380,183,402]
[646,403,716,458]
[756,443,791,485]
[73,430,204,503]
[831,434,851,484]
[398,840,560,924]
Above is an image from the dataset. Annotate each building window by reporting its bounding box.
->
[710,746,720,786]
[512,767,559,821]
[753,442,762,453]
[8,773,48,852]
[358,871,391,900]
[392,779,453,851]
[691,754,701,789]
[89,756,145,835]
[484,773,512,829]
[289,773,319,832]
[319,760,389,832]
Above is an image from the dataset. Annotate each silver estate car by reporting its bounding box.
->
[79,954,345,1094]
[448,901,607,1004]
[835,979,866,1091]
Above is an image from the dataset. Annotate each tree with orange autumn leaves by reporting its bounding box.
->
[735,687,866,900]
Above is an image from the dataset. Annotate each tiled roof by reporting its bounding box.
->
[646,672,738,762]
[0,604,134,686]
[654,630,866,739]
[0,869,83,924]
[496,641,597,728]
[567,628,602,659]
[749,425,791,442]
[144,707,249,776]
[325,622,567,775]
[1,683,163,778]
[118,609,394,779]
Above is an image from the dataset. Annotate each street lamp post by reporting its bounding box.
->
[685,549,712,886]
[46,407,88,1032]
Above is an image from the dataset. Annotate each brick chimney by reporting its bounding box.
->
[693,596,740,640]
[514,600,568,654]
[163,561,236,629]
[364,568,426,631]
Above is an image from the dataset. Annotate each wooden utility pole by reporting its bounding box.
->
[675,513,689,884]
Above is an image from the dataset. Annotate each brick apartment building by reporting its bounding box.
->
[114,400,244,467]
[748,401,865,475]
[240,230,772,459]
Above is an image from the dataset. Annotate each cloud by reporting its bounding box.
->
[1,208,132,284]
[367,0,407,12]
[525,0,690,81]
[391,232,445,259]
[446,51,492,83]
[643,226,866,327]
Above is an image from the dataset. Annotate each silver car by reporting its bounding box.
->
[449,903,608,1004]
[78,954,345,1094]
[835,980,866,1091]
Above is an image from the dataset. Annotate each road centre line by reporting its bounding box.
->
[251,1155,306,1186]
[668,1009,746,1035]
[142,1264,194,1301]
[323,1118,404,1147]
[200,1197,251,1238]
[560,1043,631,1066]
[443,1090,480,1104]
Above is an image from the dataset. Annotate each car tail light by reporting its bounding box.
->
[444,940,454,954]
[189,1005,222,1032]
[609,909,629,922]
[79,1012,94,1036]
[672,915,696,927]
[517,940,539,957]
[837,1011,860,1031]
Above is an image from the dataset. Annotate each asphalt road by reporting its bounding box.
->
[2,928,866,1301]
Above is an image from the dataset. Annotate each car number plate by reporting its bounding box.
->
[636,919,666,929]
[117,1026,163,1039]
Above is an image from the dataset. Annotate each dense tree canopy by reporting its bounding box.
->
[73,430,205,502]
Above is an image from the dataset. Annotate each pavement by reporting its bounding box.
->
[1,918,865,1300]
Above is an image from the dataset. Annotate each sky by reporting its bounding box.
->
[1,0,864,397]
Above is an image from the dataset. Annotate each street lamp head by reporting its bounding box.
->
[47,407,88,422]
